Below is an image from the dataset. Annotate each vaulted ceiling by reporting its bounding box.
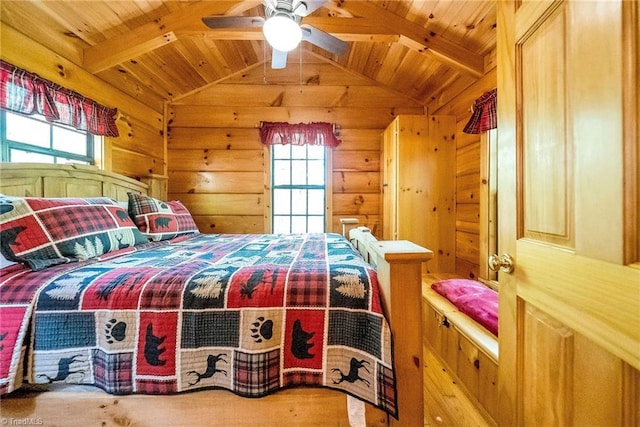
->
[0,0,496,112]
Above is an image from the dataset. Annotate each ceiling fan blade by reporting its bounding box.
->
[201,16,265,29]
[301,25,348,55]
[293,0,327,16]
[271,49,288,69]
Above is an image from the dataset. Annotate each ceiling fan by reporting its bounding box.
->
[202,0,349,69]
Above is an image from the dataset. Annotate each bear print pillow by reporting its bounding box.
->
[127,193,199,241]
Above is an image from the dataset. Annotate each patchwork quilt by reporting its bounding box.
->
[0,233,397,417]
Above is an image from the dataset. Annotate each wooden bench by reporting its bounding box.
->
[422,274,499,424]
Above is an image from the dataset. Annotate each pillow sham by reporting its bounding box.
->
[431,278,498,336]
[127,193,199,241]
[0,196,147,271]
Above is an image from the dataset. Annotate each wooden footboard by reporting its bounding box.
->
[349,227,433,426]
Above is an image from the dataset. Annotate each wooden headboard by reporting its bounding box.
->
[0,163,148,201]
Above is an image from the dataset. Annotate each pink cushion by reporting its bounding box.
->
[128,193,199,241]
[431,279,498,336]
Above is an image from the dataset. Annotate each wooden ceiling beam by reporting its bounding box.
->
[338,0,485,78]
[83,1,261,74]
[177,17,399,43]
[303,17,400,43]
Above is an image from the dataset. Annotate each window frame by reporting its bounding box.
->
[0,109,95,165]
[269,143,329,234]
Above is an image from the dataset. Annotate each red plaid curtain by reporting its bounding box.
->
[0,60,119,137]
[463,88,497,134]
[259,122,341,147]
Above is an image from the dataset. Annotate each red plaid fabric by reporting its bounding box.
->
[377,363,397,415]
[282,370,323,386]
[286,261,327,307]
[92,350,133,394]
[0,264,46,303]
[260,121,341,147]
[0,60,119,136]
[128,193,199,241]
[233,349,280,395]
[463,88,497,134]
[135,378,177,394]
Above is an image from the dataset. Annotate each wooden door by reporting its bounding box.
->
[497,1,640,425]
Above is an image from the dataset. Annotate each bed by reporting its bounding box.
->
[0,163,431,426]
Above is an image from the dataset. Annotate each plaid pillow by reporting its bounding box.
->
[128,193,199,241]
[0,196,148,271]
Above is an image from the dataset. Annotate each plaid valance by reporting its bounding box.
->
[463,88,497,134]
[259,122,341,147]
[0,60,119,137]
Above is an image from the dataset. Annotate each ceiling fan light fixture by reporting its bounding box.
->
[263,14,302,52]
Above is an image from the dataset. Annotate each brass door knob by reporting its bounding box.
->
[488,253,514,273]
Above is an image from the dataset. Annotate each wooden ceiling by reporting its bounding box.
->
[0,0,496,113]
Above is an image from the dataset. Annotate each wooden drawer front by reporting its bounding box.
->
[444,326,459,373]
[423,301,445,355]
[456,333,480,399]
[478,351,499,420]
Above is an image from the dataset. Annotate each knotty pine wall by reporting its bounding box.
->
[167,52,424,236]
[431,55,497,280]
[0,25,165,181]
[2,22,496,276]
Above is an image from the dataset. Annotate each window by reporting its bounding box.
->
[1,110,95,164]
[271,143,326,233]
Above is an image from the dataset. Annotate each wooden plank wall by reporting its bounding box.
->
[0,25,165,181]
[167,51,424,236]
[431,57,497,280]
[2,23,496,275]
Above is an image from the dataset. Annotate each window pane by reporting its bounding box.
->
[307,145,324,160]
[53,126,87,155]
[270,140,325,234]
[273,189,291,214]
[10,149,53,163]
[291,216,307,233]
[273,216,291,234]
[307,216,324,233]
[291,189,307,214]
[273,160,291,185]
[6,113,49,148]
[308,189,325,214]
[272,144,289,159]
[290,144,306,159]
[307,160,324,185]
[291,160,307,185]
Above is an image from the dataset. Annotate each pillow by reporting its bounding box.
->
[431,279,498,336]
[127,193,199,241]
[0,196,147,271]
